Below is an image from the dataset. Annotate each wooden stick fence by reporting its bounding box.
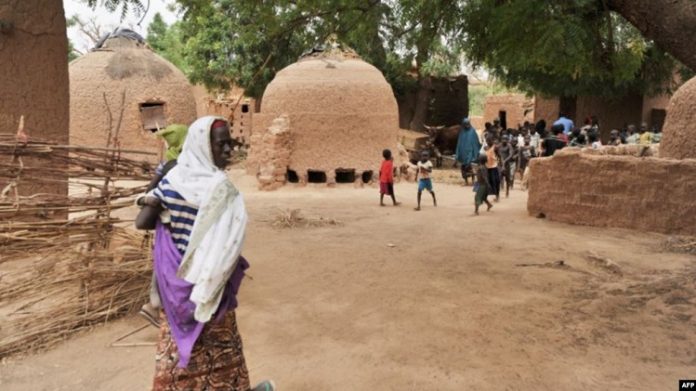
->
[0,135,156,357]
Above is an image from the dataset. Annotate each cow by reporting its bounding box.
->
[423,124,463,168]
[423,124,461,155]
[423,124,480,183]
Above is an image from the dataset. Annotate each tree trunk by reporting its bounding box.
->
[409,76,432,132]
[608,0,696,71]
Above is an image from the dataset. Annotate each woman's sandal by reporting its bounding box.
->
[138,303,161,328]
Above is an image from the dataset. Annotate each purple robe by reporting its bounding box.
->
[153,221,249,368]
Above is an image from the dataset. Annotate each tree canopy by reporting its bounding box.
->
[458,0,689,98]
[171,0,466,99]
[90,0,695,100]
[146,13,191,74]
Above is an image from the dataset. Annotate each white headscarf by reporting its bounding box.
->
[166,116,248,322]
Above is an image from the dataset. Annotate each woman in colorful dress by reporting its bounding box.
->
[136,116,275,391]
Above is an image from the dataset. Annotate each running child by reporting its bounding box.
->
[474,153,493,215]
[415,150,437,211]
[379,149,400,206]
[484,136,501,202]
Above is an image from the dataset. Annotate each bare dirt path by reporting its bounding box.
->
[2,170,695,390]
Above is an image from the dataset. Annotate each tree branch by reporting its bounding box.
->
[608,0,696,70]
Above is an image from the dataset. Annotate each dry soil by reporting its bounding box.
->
[1,169,695,391]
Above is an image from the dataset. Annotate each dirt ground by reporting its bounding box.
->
[2,169,695,391]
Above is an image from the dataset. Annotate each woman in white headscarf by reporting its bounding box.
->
[136,116,275,391]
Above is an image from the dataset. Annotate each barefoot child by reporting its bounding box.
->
[415,150,437,211]
[474,153,493,215]
[484,136,501,202]
[379,149,400,206]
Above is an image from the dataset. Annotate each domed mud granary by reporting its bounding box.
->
[247,47,399,189]
[660,76,696,160]
[69,30,196,162]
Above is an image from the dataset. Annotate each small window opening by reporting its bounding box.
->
[361,171,373,184]
[286,169,299,183]
[241,104,249,113]
[140,102,167,132]
[307,170,327,183]
[335,169,356,183]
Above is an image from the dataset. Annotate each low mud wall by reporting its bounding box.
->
[527,150,696,235]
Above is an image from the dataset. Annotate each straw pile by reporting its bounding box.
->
[0,134,155,358]
[270,208,342,229]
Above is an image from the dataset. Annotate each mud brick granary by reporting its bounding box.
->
[247,47,399,189]
[69,31,196,162]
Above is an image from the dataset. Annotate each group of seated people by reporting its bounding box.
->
[470,116,662,190]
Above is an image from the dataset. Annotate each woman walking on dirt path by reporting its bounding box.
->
[135,116,275,391]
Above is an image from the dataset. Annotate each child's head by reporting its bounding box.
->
[524,135,531,145]
[551,124,564,135]
[486,136,494,147]
[640,122,648,134]
[511,138,518,147]
[478,153,488,165]
[587,133,597,143]
[382,149,392,160]
[609,129,620,140]
[420,150,430,162]
[577,134,587,144]
[501,136,509,146]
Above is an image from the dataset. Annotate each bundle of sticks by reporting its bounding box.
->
[0,135,156,357]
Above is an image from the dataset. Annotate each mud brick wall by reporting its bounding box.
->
[251,57,399,184]
[661,76,696,160]
[250,115,292,190]
[69,37,196,163]
[484,94,534,129]
[527,150,696,235]
[0,0,69,196]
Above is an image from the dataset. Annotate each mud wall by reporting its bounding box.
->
[428,76,469,127]
[250,58,399,183]
[527,150,696,235]
[249,115,292,190]
[397,76,468,130]
[642,93,670,128]
[0,0,69,196]
[660,76,696,160]
[69,45,196,162]
[575,95,643,137]
[534,94,643,139]
[533,96,559,125]
[484,94,534,128]
[192,85,255,145]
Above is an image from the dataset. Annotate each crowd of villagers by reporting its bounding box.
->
[450,114,663,214]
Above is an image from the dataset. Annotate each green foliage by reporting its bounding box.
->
[85,0,145,21]
[146,13,191,74]
[459,0,680,97]
[468,83,521,117]
[173,0,467,97]
[68,40,79,62]
[92,0,684,99]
